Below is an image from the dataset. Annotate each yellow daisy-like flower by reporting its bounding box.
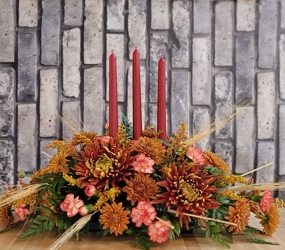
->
[258,203,280,236]
[224,198,251,234]
[122,173,159,206]
[99,202,130,236]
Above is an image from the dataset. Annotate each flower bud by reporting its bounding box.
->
[84,184,96,197]
[79,204,94,216]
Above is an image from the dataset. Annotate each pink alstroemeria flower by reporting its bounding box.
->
[15,205,30,221]
[132,153,155,173]
[260,189,273,212]
[148,220,172,243]
[186,146,207,166]
[130,201,157,227]
[60,193,84,217]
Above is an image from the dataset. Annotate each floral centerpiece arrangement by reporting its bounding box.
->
[0,118,285,250]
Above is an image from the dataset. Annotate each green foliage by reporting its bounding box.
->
[18,215,55,238]
[204,166,226,175]
[122,113,133,139]
[135,234,151,250]
[243,227,279,245]
[205,222,230,249]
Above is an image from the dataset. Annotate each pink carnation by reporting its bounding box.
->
[60,193,84,217]
[84,184,96,197]
[148,220,172,243]
[15,205,30,221]
[260,190,273,212]
[132,153,155,173]
[186,146,207,166]
[130,201,157,227]
[98,136,111,146]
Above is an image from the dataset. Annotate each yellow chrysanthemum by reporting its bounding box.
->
[99,202,130,236]
[224,198,251,234]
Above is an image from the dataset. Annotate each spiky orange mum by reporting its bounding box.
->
[203,151,231,174]
[122,173,159,205]
[156,163,219,229]
[0,206,14,227]
[99,202,130,236]
[132,137,166,165]
[73,137,134,190]
[224,198,250,234]
[258,203,280,236]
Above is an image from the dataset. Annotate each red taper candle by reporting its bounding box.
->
[157,56,167,140]
[109,52,118,137]
[132,49,142,140]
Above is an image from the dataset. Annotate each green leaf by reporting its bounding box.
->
[243,228,279,245]
[102,228,110,237]
[172,219,181,236]
[135,235,150,250]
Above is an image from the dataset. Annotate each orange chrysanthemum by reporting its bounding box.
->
[73,137,134,190]
[224,198,250,234]
[99,202,130,236]
[156,163,219,229]
[132,137,166,165]
[258,203,280,236]
[203,151,231,174]
[122,173,159,206]
[71,132,97,146]
[0,206,14,227]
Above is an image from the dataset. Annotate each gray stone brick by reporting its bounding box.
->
[39,69,59,137]
[64,0,83,26]
[83,67,104,134]
[107,34,125,102]
[0,0,15,62]
[41,0,61,65]
[236,34,254,102]
[63,28,81,98]
[151,0,169,30]
[279,105,285,175]
[214,142,233,171]
[235,107,255,174]
[171,70,190,134]
[127,64,146,128]
[62,101,81,142]
[192,37,211,105]
[0,68,14,137]
[193,0,210,34]
[107,0,125,31]
[192,107,211,151]
[149,104,157,129]
[149,32,168,103]
[18,0,38,27]
[258,0,277,69]
[257,72,275,139]
[40,139,58,169]
[215,1,233,66]
[0,140,14,192]
[256,141,275,183]
[128,0,147,60]
[171,0,190,68]
[17,104,37,172]
[214,71,233,139]
[84,0,103,64]
[236,0,255,31]
[282,0,285,29]
[17,30,37,102]
[280,34,285,100]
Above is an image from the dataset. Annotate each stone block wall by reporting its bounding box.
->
[0,0,285,197]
